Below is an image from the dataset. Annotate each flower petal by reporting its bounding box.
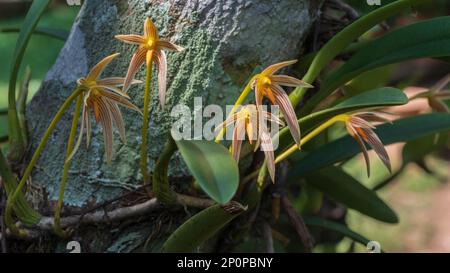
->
[114,34,146,45]
[232,118,246,163]
[157,40,185,52]
[270,84,301,147]
[86,53,120,82]
[261,60,297,77]
[106,100,126,143]
[270,75,313,88]
[430,73,450,93]
[361,127,391,173]
[153,50,168,108]
[347,123,371,177]
[98,98,114,163]
[144,17,158,40]
[97,77,142,87]
[99,89,143,115]
[94,85,130,99]
[122,47,147,92]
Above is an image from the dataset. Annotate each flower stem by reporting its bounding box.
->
[5,87,83,236]
[215,75,257,143]
[275,114,349,164]
[54,94,83,237]
[141,61,153,191]
[251,114,349,186]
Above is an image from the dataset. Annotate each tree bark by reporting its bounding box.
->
[23,0,322,252]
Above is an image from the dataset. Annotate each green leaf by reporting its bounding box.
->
[278,87,407,151]
[8,0,51,161]
[175,140,239,204]
[1,26,69,41]
[303,166,398,223]
[289,113,450,178]
[162,203,245,252]
[320,16,450,104]
[304,216,381,251]
[289,0,430,108]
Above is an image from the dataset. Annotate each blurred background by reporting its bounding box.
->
[1,0,450,252]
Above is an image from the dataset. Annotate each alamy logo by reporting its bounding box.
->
[67,0,81,6]
[366,241,381,253]
[367,0,381,5]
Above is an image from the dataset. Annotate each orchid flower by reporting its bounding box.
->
[251,60,313,148]
[216,104,284,182]
[115,17,184,107]
[345,112,392,177]
[67,53,142,163]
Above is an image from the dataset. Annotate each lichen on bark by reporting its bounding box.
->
[24,0,321,251]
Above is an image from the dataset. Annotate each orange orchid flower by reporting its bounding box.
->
[67,53,142,163]
[251,60,313,147]
[216,104,284,182]
[115,17,184,107]
[345,112,392,177]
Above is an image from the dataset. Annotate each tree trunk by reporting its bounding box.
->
[23,0,322,252]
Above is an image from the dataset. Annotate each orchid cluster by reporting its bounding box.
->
[4,17,394,237]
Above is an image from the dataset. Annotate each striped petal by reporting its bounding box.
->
[232,118,246,163]
[97,77,142,87]
[144,17,158,40]
[270,84,301,147]
[97,98,114,163]
[98,89,142,115]
[94,85,130,98]
[114,34,146,45]
[430,73,450,93]
[270,75,313,88]
[86,53,120,81]
[347,123,371,177]
[361,127,391,174]
[153,50,168,108]
[261,60,297,77]
[157,40,185,52]
[122,47,147,92]
[106,100,126,143]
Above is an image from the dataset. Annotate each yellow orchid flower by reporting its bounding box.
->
[216,104,284,182]
[251,60,313,147]
[67,53,142,163]
[115,17,184,107]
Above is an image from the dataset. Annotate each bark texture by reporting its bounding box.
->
[24,0,321,252]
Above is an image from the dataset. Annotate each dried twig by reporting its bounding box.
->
[281,196,315,252]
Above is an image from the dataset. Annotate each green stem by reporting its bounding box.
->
[153,135,177,204]
[215,75,257,143]
[289,0,429,110]
[141,61,153,190]
[5,87,83,236]
[54,95,83,237]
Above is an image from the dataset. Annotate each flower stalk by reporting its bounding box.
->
[141,62,153,189]
[5,87,83,236]
[54,95,83,237]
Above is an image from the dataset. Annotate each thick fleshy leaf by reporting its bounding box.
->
[304,217,381,251]
[288,113,450,178]
[175,140,239,204]
[318,17,450,108]
[302,166,398,223]
[162,203,246,252]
